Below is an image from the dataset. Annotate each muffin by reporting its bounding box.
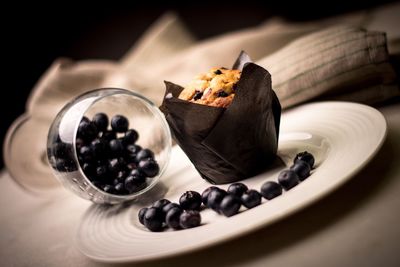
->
[160,51,281,184]
[178,68,241,108]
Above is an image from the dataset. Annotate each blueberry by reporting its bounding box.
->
[101,130,117,142]
[111,115,129,133]
[126,162,137,170]
[124,175,146,193]
[219,195,241,217]
[123,129,139,144]
[126,144,142,154]
[193,90,203,100]
[227,183,248,197]
[143,207,164,232]
[207,189,227,211]
[125,144,142,162]
[241,190,262,209]
[162,203,181,214]
[75,138,85,151]
[179,191,202,210]
[114,183,126,195]
[217,90,228,97]
[79,146,93,162]
[232,83,238,91]
[136,149,154,162]
[81,116,90,124]
[278,170,300,190]
[260,181,282,200]
[113,168,127,181]
[102,184,114,194]
[294,151,315,168]
[152,199,171,209]
[78,120,98,141]
[90,139,107,158]
[108,158,125,174]
[138,159,159,178]
[109,139,124,156]
[290,161,311,181]
[116,170,127,180]
[92,113,109,132]
[201,186,219,206]
[55,158,68,172]
[113,178,122,186]
[64,159,77,171]
[129,169,146,179]
[138,207,148,225]
[96,165,108,179]
[53,142,69,158]
[152,200,171,222]
[180,210,201,229]
[166,207,183,229]
[118,136,128,147]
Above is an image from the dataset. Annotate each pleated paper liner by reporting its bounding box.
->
[160,51,281,184]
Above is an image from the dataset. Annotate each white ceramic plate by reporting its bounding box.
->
[76,102,387,263]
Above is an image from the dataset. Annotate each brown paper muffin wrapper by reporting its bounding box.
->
[160,51,281,184]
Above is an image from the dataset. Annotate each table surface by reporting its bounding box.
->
[1,101,400,267]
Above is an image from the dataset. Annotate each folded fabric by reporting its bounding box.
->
[258,26,398,107]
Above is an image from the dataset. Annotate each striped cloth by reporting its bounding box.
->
[258,26,398,108]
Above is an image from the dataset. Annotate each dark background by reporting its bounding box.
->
[2,0,397,169]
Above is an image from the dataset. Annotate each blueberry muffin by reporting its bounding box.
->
[178,67,241,108]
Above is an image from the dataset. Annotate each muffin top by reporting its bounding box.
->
[178,67,241,108]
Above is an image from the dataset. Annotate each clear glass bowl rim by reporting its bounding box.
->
[48,87,172,202]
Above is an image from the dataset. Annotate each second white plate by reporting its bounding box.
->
[76,101,387,263]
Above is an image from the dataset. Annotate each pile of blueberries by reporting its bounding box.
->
[139,151,315,232]
[138,194,202,232]
[76,113,160,195]
[262,151,315,198]
[51,141,77,173]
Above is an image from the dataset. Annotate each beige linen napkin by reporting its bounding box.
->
[6,5,399,190]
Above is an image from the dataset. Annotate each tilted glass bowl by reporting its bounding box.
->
[46,88,171,204]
